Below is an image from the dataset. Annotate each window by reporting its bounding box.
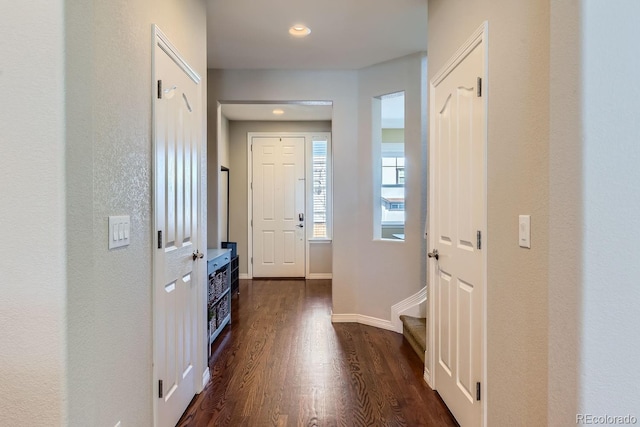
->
[375,91,405,240]
[311,138,331,239]
[382,156,405,185]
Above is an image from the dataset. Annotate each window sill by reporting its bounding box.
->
[377,237,405,242]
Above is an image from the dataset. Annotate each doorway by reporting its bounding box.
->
[246,131,332,279]
[152,26,204,427]
[428,24,487,427]
[213,102,333,281]
[250,134,306,277]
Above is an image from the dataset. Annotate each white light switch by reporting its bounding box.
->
[519,215,531,248]
[109,215,131,249]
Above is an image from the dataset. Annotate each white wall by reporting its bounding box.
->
[208,106,230,247]
[428,1,550,424]
[548,0,581,424]
[579,0,640,417]
[357,54,427,320]
[550,1,640,423]
[219,116,230,243]
[0,2,67,425]
[65,0,207,425]
[209,69,359,313]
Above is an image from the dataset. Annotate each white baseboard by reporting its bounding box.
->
[239,273,332,280]
[423,366,432,388]
[390,286,427,333]
[306,273,332,280]
[331,313,396,332]
[202,367,210,390]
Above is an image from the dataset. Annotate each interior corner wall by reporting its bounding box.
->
[207,96,222,247]
[208,69,358,314]
[0,2,67,425]
[209,111,230,247]
[356,53,427,320]
[428,1,550,424]
[548,0,581,424]
[225,120,332,275]
[219,116,230,244]
[65,0,207,426]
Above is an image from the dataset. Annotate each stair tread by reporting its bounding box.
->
[400,315,426,351]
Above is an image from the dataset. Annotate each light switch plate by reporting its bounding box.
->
[519,215,531,248]
[109,215,130,249]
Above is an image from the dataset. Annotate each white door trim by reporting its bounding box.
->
[151,24,205,427]
[247,132,331,279]
[428,21,488,427]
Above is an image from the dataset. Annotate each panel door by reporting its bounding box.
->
[252,136,305,277]
[154,38,201,427]
[430,37,485,427]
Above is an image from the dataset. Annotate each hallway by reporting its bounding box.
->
[177,279,457,426]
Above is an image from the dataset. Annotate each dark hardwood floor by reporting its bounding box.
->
[177,279,457,427]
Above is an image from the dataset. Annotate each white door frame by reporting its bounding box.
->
[151,25,207,427]
[247,132,331,279]
[427,22,488,426]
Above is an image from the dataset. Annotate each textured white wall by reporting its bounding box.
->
[550,1,640,422]
[356,54,427,320]
[209,69,359,313]
[65,0,207,425]
[428,0,550,424]
[580,0,640,416]
[0,2,67,425]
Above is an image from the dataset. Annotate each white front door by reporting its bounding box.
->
[251,136,305,277]
[429,27,486,427]
[153,29,202,427]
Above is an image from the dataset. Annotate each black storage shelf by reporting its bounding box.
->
[230,255,239,294]
[207,249,232,351]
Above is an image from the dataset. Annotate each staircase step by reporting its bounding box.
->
[400,315,426,363]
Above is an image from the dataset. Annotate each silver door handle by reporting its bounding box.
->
[427,249,439,260]
[296,224,304,228]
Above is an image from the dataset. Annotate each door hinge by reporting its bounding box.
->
[250,219,253,227]
[157,80,162,99]
[251,257,253,265]
[158,230,163,249]
[251,182,253,190]
[476,382,481,401]
[250,144,253,152]
[477,77,482,97]
[159,379,163,398]
[477,230,482,250]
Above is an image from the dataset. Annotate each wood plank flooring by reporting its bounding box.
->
[177,279,458,427]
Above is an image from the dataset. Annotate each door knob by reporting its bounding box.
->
[296,224,304,228]
[428,249,439,260]
[192,250,204,261]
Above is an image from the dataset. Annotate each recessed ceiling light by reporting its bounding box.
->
[289,24,311,37]
[272,108,284,115]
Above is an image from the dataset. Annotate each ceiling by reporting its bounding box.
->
[221,103,333,122]
[206,0,428,70]
[210,0,424,122]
